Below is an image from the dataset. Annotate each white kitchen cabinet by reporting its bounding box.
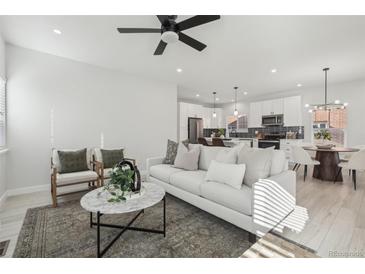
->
[261,100,272,116]
[272,99,284,114]
[261,99,283,115]
[249,102,262,127]
[283,96,302,126]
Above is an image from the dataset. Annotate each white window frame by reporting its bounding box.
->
[0,77,6,148]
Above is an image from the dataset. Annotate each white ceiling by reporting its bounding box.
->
[1,15,365,103]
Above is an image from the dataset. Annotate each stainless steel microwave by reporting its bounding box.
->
[262,114,284,126]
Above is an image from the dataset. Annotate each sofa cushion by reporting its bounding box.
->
[200,181,252,215]
[53,148,92,171]
[56,170,98,185]
[199,146,229,171]
[100,149,124,168]
[174,143,200,171]
[57,149,89,174]
[170,170,206,196]
[237,146,273,187]
[215,147,238,164]
[205,160,246,190]
[270,150,287,176]
[149,164,184,183]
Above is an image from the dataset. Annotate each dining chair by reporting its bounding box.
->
[212,138,226,147]
[340,145,365,176]
[336,149,365,190]
[291,145,320,181]
[198,137,210,146]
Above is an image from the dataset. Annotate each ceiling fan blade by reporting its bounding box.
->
[154,40,168,55]
[177,15,220,31]
[117,28,161,33]
[178,32,207,51]
[157,15,169,24]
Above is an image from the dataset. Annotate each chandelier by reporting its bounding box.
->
[305,68,348,113]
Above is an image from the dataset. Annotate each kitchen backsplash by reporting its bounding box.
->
[229,126,304,139]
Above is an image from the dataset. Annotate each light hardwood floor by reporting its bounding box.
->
[0,166,364,258]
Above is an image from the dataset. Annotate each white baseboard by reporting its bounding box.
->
[6,184,50,197]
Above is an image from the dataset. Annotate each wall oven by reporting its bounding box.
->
[262,114,284,126]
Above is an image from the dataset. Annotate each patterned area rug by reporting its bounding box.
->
[13,194,251,258]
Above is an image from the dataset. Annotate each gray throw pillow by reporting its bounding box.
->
[101,149,124,168]
[58,149,88,174]
[163,139,189,164]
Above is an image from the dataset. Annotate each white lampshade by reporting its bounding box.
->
[213,112,217,118]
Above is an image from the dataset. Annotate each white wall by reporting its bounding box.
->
[6,45,177,190]
[233,79,365,145]
[0,34,7,200]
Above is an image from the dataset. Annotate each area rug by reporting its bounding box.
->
[13,194,252,258]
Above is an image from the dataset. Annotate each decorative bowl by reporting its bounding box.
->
[316,144,335,149]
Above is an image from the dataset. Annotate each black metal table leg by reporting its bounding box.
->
[92,196,166,258]
[163,195,166,237]
[97,211,101,258]
[90,212,93,228]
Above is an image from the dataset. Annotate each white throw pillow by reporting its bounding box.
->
[174,143,200,171]
[215,148,237,164]
[237,146,273,187]
[205,160,246,190]
[270,150,287,176]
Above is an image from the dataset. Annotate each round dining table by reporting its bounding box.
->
[303,146,360,182]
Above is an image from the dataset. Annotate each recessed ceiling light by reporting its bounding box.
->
[216,98,219,101]
[231,99,234,102]
[243,91,248,95]
[334,99,341,104]
[176,68,182,73]
[344,102,349,106]
[297,83,302,87]
[304,104,310,108]
[196,94,200,97]
[271,68,277,73]
[53,29,62,35]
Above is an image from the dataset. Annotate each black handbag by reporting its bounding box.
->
[117,159,141,192]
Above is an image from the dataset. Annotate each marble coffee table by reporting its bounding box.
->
[80,182,166,258]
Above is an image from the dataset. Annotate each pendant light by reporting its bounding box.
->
[212,92,217,118]
[305,68,348,112]
[233,86,239,116]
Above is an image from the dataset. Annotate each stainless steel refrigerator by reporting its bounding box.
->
[188,117,204,144]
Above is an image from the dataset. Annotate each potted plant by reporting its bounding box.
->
[314,129,334,148]
[104,165,135,202]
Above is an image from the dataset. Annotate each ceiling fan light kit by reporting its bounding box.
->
[117,15,221,55]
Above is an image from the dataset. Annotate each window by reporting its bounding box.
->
[0,77,6,147]
[227,114,248,133]
[312,109,347,146]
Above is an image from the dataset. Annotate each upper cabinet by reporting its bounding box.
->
[249,96,302,128]
[261,98,284,116]
[248,101,262,127]
[283,96,302,126]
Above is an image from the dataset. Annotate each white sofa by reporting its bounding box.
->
[146,145,296,238]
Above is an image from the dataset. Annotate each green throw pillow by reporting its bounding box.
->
[101,149,124,168]
[163,139,189,164]
[58,149,89,174]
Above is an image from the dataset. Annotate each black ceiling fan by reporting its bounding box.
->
[117,15,221,55]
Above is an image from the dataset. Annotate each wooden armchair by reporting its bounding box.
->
[51,148,99,207]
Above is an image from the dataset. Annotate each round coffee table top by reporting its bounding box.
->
[303,146,360,153]
[80,182,165,214]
